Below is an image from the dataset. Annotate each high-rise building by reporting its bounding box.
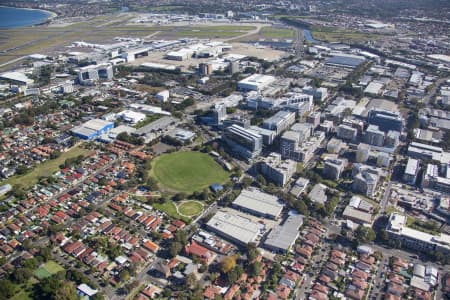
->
[356,144,370,163]
[230,61,240,74]
[262,111,296,136]
[213,103,227,124]
[260,152,296,186]
[199,63,213,75]
[352,165,380,198]
[77,63,113,85]
[323,158,347,180]
[336,124,358,141]
[364,125,385,146]
[403,158,420,185]
[222,125,262,160]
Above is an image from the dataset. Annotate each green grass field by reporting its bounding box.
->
[259,27,295,38]
[43,261,64,274]
[1,145,92,189]
[178,201,203,216]
[34,261,64,280]
[169,25,255,38]
[34,268,52,280]
[153,201,190,223]
[310,26,382,43]
[151,151,229,193]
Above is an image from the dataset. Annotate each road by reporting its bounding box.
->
[422,77,449,105]
[223,23,270,42]
[378,181,392,216]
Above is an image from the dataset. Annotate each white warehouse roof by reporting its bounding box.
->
[232,188,283,219]
[206,210,264,245]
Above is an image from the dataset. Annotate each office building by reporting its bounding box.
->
[302,86,328,102]
[77,63,113,85]
[264,214,304,253]
[223,115,251,129]
[155,90,170,103]
[291,123,313,142]
[422,164,450,193]
[323,158,347,180]
[377,152,390,167]
[364,125,385,147]
[403,158,420,185]
[249,126,276,145]
[222,125,262,160]
[352,166,380,198]
[230,61,240,74]
[260,153,296,186]
[213,103,226,125]
[368,109,404,132]
[206,211,264,246]
[262,111,296,136]
[290,177,309,197]
[199,63,214,75]
[356,144,370,163]
[342,206,373,225]
[327,138,344,154]
[307,111,321,128]
[386,213,450,254]
[280,129,324,163]
[385,130,400,148]
[308,183,328,204]
[118,110,146,125]
[407,142,445,162]
[337,124,358,141]
[232,188,283,219]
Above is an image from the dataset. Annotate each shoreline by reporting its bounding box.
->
[0,5,58,24]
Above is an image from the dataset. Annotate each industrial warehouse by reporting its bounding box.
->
[71,119,115,140]
[263,214,304,253]
[231,188,284,219]
[205,210,264,246]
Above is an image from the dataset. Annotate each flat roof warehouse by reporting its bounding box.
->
[325,54,366,68]
[232,188,283,219]
[264,214,304,253]
[206,211,264,246]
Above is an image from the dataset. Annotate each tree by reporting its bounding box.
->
[170,241,183,257]
[241,177,253,188]
[12,268,33,284]
[249,261,262,277]
[34,276,63,299]
[0,279,15,299]
[172,192,187,202]
[119,269,130,282]
[146,177,159,191]
[227,265,244,284]
[23,257,38,269]
[246,243,259,262]
[376,229,389,243]
[50,151,62,159]
[220,255,237,274]
[256,174,266,186]
[92,293,105,300]
[54,283,78,300]
[355,226,376,244]
[40,247,52,261]
[185,273,197,288]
